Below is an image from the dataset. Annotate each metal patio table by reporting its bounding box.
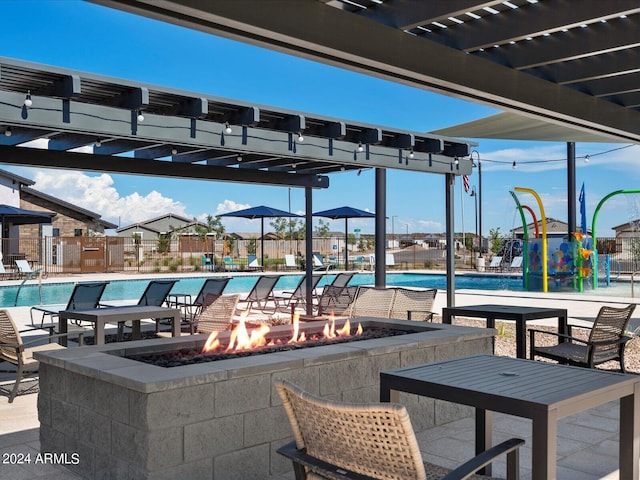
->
[58,305,181,346]
[441,304,568,359]
[380,355,640,480]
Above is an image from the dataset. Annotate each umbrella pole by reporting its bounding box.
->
[344,218,348,270]
[261,218,264,270]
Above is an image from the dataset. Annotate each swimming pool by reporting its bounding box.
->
[0,272,630,308]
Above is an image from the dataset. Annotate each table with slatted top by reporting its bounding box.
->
[380,355,640,480]
[441,304,568,359]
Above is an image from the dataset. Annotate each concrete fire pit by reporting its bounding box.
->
[35,318,494,480]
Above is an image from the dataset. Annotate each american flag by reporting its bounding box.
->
[463,174,470,193]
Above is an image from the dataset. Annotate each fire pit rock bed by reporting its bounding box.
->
[35,318,494,480]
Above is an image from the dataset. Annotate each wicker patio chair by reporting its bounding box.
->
[530,303,636,372]
[276,380,524,480]
[0,309,69,403]
[390,287,437,321]
[345,286,396,318]
[158,293,240,336]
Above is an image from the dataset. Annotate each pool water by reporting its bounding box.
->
[0,272,630,308]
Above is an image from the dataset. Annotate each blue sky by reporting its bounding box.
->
[1,1,639,237]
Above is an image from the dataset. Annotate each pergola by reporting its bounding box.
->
[4,0,640,307]
[85,0,640,305]
[0,56,471,311]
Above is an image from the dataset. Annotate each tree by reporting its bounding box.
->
[193,215,225,257]
[489,227,506,255]
[314,219,330,238]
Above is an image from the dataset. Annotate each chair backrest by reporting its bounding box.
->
[276,380,427,480]
[510,256,523,268]
[137,280,177,306]
[589,304,636,362]
[330,272,354,288]
[0,309,22,365]
[291,274,323,300]
[15,260,32,273]
[284,254,296,267]
[317,285,358,316]
[194,278,230,305]
[196,293,240,334]
[248,254,260,267]
[0,263,6,274]
[67,282,109,310]
[390,288,437,320]
[223,256,233,264]
[386,253,396,266]
[348,286,396,318]
[245,275,280,301]
[489,256,502,268]
[313,254,324,267]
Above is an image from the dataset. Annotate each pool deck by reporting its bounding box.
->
[1,270,639,479]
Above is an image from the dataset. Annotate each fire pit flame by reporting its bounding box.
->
[200,311,362,355]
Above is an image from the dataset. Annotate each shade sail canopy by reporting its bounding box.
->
[0,205,55,225]
[220,205,301,268]
[313,206,375,269]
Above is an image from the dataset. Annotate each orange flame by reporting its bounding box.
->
[201,310,362,355]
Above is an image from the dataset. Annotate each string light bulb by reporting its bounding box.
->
[357,142,364,152]
[171,147,178,155]
[224,122,232,134]
[24,91,33,108]
[512,160,517,169]
[584,154,590,164]
[408,149,414,159]
[4,127,12,137]
[454,157,459,165]
[95,138,101,148]
[136,110,145,122]
[297,133,304,143]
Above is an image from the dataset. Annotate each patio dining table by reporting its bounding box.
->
[58,305,181,346]
[441,304,568,359]
[380,354,640,480]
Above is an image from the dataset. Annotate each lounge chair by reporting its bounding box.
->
[166,277,231,334]
[30,281,109,335]
[284,254,299,271]
[316,285,358,316]
[201,255,214,272]
[158,293,240,336]
[368,253,396,270]
[530,304,636,372]
[312,253,329,271]
[222,256,239,271]
[488,256,503,270]
[0,263,14,280]
[274,273,324,312]
[509,256,523,269]
[276,380,524,480]
[236,275,281,314]
[105,280,177,338]
[329,271,354,288]
[247,254,263,271]
[0,309,69,403]
[15,259,34,277]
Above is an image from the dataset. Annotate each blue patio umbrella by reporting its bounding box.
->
[219,205,301,268]
[313,206,375,270]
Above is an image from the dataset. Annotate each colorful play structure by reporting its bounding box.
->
[508,187,640,293]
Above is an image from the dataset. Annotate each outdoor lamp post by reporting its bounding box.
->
[470,186,478,266]
[470,150,482,256]
[391,215,397,250]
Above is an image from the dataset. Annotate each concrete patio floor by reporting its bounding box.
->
[1,272,639,479]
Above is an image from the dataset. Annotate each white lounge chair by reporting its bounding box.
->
[488,256,502,270]
[284,254,298,270]
[509,256,523,269]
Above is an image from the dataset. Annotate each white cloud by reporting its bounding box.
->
[31,170,187,226]
[214,199,251,215]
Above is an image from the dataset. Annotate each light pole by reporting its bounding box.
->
[470,186,478,266]
[391,215,397,250]
[470,150,482,256]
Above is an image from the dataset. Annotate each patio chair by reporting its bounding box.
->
[30,281,109,329]
[166,277,231,334]
[345,286,396,318]
[236,275,281,314]
[247,254,263,271]
[488,256,502,270]
[312,253,330,271]
[274,274,324,312]
[390,287,437,321]
[0,309,69,403]
[276,380,524,480]
[284,254,299,271]
[158,293,240,336]
[223,256,239,272]
[109,280,177,338]
[14,259,35,278]
[509,256,523,270]
[0,263,14,280]
[329,272,354,289]
[530,303,636,372]
[316,285,358,316]
[201,255,214,272]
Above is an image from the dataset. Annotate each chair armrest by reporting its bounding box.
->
[21,332,76,348]
[277,441,377,480]
[441,438,525,480]
[529,329,590,345]
[18,325,55,335]
[407,309,435,321]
